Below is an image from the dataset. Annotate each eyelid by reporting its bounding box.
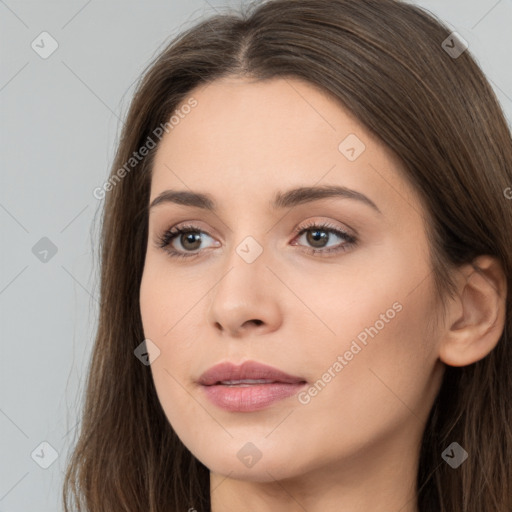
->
[291,218,357,239]
[154,219,219,242]
[158,216,355,240]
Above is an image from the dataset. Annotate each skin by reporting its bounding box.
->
[139,77,506,512]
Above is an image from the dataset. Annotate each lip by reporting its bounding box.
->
[198,360,307,412]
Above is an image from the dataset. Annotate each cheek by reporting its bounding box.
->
[308,266,439,436]
[139,255,198,340]
[139,274,195,364]
[293,241,438,421]
[280,237,431,354]
[139,263,205,420]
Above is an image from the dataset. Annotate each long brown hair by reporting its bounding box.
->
[63,0,512,510]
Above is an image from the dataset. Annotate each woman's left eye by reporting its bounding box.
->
[156,222,357,260]
[291,222,357,255]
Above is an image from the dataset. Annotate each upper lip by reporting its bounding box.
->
[198,360,306,386]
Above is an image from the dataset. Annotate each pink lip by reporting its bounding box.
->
[198,361,307,412]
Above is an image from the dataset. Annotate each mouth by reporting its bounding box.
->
[198,361,307,412]
[215,379,288,386]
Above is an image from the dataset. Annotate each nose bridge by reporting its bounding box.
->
[216,232,270,304]
[220,211,271,276]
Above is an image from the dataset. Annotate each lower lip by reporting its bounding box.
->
[200,382,307,412]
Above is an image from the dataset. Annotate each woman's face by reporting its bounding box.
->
[139,77,445,484]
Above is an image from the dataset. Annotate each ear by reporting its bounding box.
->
[438,255,508,367]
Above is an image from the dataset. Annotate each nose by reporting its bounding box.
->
[206,248,283,338]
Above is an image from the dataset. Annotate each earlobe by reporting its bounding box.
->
[438,255,507,367]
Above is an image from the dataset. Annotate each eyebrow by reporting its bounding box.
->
[149,185,382,215]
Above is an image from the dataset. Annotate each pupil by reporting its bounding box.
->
[308,229,328,248]
[182,232,201,250]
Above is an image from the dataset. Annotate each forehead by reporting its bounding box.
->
[149,77,422,222]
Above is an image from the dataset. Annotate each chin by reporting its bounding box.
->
[193,442,309,483]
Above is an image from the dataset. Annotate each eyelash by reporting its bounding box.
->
[156,221,357,260]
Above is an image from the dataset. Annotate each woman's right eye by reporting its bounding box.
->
[157,224,217,259]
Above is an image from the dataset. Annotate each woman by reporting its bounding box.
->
[63,0,512,510]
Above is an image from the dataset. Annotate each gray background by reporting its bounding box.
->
[1,1,511,510]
